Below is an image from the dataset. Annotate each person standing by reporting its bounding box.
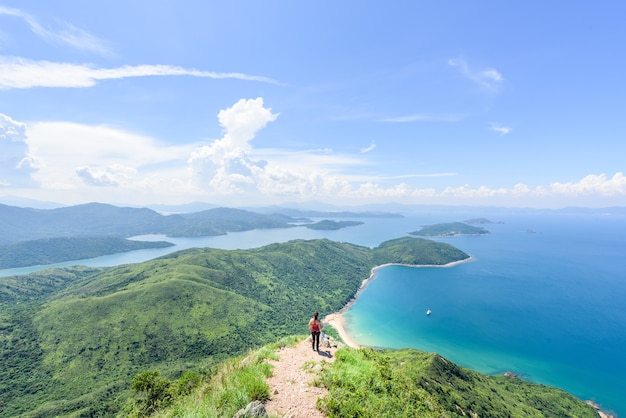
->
[308,312,322,351]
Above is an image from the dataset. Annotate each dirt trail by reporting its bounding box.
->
[265,337,339,418]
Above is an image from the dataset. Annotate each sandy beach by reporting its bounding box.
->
[322,312,360,348]
[322,257,474,349]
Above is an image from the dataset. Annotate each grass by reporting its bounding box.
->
[315,347,600,418]
[143,335,302,418]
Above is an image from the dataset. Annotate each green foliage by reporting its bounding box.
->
[0,237,471,416]
[409,222,489,237]
[129,370,173,416]
[152,343,282,418]
[317,348,599,418]
[171,371,203,397]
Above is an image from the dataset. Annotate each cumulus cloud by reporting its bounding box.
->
[188,98,375,200]
[550,173,626,196]
[0,6,112,55]
[189,98,278,193]
[0,57,280,89]
[448,58,503,90]
[76,165,137,186]
[0,113,39,187]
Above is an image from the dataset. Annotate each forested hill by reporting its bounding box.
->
[0,203,298,245]
[0,236,468,416]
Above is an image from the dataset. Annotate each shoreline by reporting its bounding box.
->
[322,256,474,349]
[323,255,616,418]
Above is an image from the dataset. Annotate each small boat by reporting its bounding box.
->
[426,309,431,316]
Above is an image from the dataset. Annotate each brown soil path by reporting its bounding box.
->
[264,337,339,418]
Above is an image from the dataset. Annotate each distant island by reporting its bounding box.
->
[409,222,490,237]
[304,220,364,230]
[463,217,504,225]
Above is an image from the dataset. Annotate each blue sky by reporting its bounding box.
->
[1,1,625,208]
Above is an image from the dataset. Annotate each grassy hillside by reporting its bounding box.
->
[320,349,598,418]
[123,340,598,418]
[317,348,599,417]
[1,237,467,416]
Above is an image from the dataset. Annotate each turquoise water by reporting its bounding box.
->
[2,210,623,415]
[344,213,625,417]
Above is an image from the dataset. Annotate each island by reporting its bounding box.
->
[463,217,504,224]
[304,220,364,230]
[409,222,490,237]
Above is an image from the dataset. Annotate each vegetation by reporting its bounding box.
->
[373,236,470,266]
[315,348,599,417]
[305,220,364,230]
[0,236,173,268]
[0,237,468,416]
[123,336,302,418]
[129,339,598,418]
[410,222,490,237]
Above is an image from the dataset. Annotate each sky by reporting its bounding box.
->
[1,1,625,209]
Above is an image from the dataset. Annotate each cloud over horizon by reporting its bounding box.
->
[3,97,626,207]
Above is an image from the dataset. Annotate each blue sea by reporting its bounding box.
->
[1,210,624,415]
[343,213,625,417]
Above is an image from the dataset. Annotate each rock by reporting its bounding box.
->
[232,400,268,418]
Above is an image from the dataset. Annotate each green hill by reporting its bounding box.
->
[0,237,598,417]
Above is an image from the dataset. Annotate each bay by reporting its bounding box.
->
[344,213,625,417]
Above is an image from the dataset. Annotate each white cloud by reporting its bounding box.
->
[360,143,376,153]
[490,123,512,135]
[25,120,196,196]
[0,57,280,89]
[76,165,137,187]
[0,113,39,187]
[550,173,626,196]
[6,99,626,207]
[448,58,503,90]
[0,6,112,55]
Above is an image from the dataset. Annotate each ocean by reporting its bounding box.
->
[1,210,624,415]
[343,213,625,417]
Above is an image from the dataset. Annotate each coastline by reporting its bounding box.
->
[323,256,474,349]
[323,256,617,418]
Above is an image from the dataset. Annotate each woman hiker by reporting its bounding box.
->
[308,312,322,351]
